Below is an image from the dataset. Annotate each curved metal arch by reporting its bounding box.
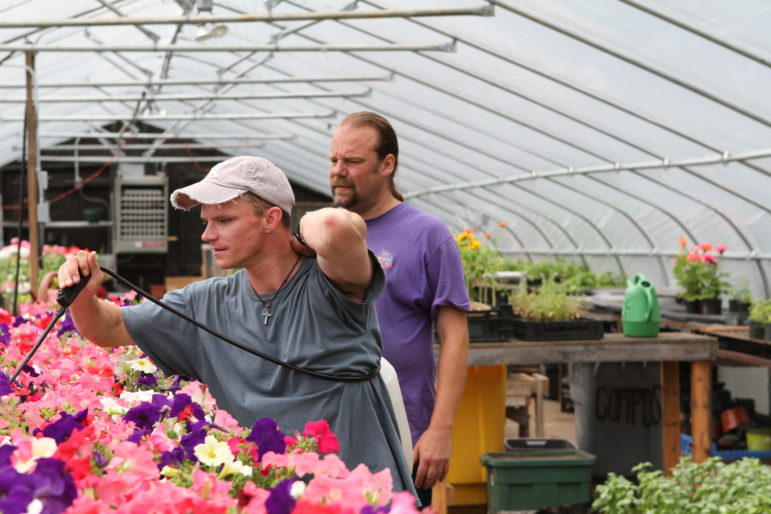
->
[544,176,669,283]
[415,186,576,267]
[396,161,559,262]
[635,169,770,297]
[618,0,771,69]
[493,1,771,129]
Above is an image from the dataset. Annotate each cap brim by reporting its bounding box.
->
[170,181,245,210]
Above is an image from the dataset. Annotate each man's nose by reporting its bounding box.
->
[201,224,215,242]
[330,160,347,177]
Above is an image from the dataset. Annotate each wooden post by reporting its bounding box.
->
[690,360,712,462]
[660,361,681,474]
[25,51,40,292]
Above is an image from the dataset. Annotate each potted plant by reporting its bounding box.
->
[593,457,771,512]
[748,299,771,341]
[509,281,603,341]
[729,278,752,313]
[673,238,731,314]
[456,229,505,305]
[456,229,507,341]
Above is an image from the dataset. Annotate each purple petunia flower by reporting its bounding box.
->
[56,310,79,337]
[0,444,16,467]
[28,458,78,513]
[126,428,152,444]
[164,375,185,393]
[37,409,88,444]
[360,506,390,514]
[246,418,286,459]
[179,421,208,462]
[157,447,185,471]
[0,372,13,397]
[169,393,192,418]
[0,323,10,346]
[92,449,109,469]
[0,466,35,514]
[137,374,158,388]
[123,401,163,431]
[12,316,25,327]
[265,478,296,514]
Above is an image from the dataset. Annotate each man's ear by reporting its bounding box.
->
[263,206,284,231]
[381,153,395,177]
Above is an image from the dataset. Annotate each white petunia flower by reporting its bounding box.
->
[100,397,128,415]
[119,390,156,404]
[26,498,43,514]
[218,459,252,479]
[290,480,306,499]
[14,437,57,473]
[128,357,157,374]
[194,435,234,467]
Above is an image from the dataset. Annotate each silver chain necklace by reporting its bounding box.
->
[254,254,302,325]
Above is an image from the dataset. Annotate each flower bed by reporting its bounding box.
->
[0,299,419,513]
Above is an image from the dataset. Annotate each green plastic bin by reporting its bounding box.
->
[480,447,596,512]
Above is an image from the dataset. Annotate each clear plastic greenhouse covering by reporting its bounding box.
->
[0,0,769,296]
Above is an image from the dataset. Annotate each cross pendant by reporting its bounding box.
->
[262,303,272,325]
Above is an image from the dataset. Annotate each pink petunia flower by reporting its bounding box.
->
[703,254,718,265]
[715,244,727,254]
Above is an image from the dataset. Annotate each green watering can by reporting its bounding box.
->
[622,273,661,337]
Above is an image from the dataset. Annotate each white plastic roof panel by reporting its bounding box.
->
[1,0,770,297]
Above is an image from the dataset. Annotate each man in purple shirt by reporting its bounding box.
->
[328,112,470,507]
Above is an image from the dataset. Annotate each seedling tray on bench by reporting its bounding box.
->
[512,317,604,341]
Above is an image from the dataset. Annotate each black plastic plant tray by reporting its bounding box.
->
[512,317,604,341]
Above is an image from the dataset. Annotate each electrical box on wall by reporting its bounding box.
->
[113,173,168,254]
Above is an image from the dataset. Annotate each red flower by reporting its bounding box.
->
[303,420,339,454]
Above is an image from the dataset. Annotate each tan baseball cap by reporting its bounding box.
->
[170,156,294,213]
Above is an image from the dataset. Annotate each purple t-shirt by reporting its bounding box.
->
[365,202,470,444]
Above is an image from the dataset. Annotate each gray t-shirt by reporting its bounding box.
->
[122,254,414,493]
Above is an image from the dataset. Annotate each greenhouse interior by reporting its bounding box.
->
[1,1,770,512]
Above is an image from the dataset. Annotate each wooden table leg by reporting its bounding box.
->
[660,361,681,474]
[534,373,546,438]
[691,360,712,463]
[431,481,449,514]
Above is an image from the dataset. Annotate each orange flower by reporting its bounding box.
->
[498,221,508,227]
[699,242,712,252]
[484,232,493,238]
[463,228,474,234]
[678,236,687,247]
